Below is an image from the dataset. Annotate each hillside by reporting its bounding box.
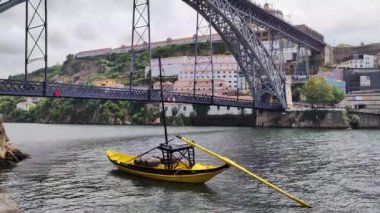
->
[9,42,229,86]
[2,42,230,125]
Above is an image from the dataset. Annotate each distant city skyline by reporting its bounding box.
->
[0,0,379,78]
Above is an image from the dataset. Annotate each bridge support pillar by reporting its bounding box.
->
[285,76,293,109]
[25,0,48,82]
[295,45,310,76]
[193,11,214,100]
[130,0,151,92]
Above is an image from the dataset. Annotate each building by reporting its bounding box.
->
[325,78,346,93]
[111,45,130,54]
[147,55,250,93]
[317,69,344,81]
[262,2,284,19]
[341,90,380,110]
[333,43,380,65]
[344,68,380,93]
[162,103,253,117]
[75,34,222,59]
[315,70,346,93]
[153,81,174,92]
[174,79,229,96]
[16,98,38,111]
[75,48,112,58]
[148,56,186,77]
[339,54,376,69]
[92,79,124,88]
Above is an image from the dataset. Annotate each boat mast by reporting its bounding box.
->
[158,57,169,144]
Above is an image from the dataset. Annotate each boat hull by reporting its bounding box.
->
[106,150,229,183]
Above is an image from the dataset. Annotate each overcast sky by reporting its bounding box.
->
[0,0,379,78]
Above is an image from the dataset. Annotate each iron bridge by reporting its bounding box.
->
[0,0,326,110]
[0,79,282,110]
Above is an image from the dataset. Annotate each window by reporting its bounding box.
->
[217,106,220,110]
[183,106,186,111]
[227,106,230,110]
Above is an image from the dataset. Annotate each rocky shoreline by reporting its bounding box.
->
[0,194,18,213]
[0,148,29,169]
[0,120,29,169]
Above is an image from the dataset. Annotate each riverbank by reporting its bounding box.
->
[256,109,380,129]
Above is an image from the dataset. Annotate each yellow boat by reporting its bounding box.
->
[106,149,229,183]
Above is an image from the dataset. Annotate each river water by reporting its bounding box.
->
[0,124,379,212]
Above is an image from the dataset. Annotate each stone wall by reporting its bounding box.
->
[349,112,380,128]
[256,109,380,129]
[256,110,349,128]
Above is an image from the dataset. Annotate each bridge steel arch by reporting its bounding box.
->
[182,0,287,108]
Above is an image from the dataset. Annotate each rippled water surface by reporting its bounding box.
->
[0,123,379,212]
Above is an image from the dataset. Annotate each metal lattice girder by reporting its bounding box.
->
[130,0,151,90]
[295,45,310,76]
[182,0,287,108]
[25,0,47,82]
[193,12,214,96]
[224,0,325,53]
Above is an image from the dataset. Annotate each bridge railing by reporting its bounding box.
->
[0,79,45,96]
[48,83,150,101]
[0,79,283,110]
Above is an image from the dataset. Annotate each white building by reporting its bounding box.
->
[148,56,186,77]
[16,98,37,111]
[153,81,174,92]
[163,103,253,117]
[75,48,111,58]
[147,55,250,93]
[339,54,376,69]
[260,40,301,62]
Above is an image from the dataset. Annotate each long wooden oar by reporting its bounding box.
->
[177,136,311,208]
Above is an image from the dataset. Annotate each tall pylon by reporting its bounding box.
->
[295,45,310,76]
[130,0,152,94]
[193,12,214,100]
[25,0,47,84]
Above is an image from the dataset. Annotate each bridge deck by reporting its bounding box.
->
[0,79,282,110]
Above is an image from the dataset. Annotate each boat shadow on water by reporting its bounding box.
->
[109,169,217,195]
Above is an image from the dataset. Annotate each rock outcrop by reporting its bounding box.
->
[0,120,29,169]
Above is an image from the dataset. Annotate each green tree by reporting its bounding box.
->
[348,114,360,129]
[301,77,345,107]
[301,77,324,106]
[331,86,345,105]
[192,104,210,117]
[127,102,147,125]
